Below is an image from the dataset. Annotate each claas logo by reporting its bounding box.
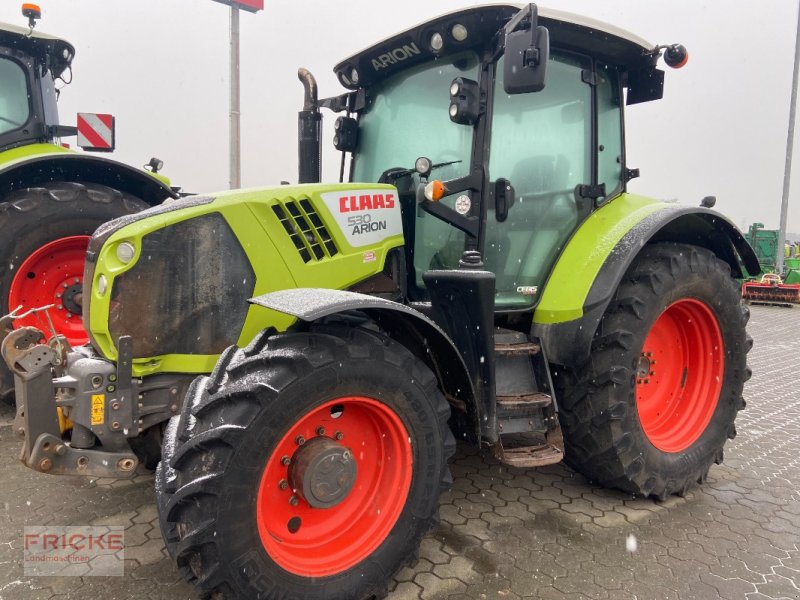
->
[339,193,396,213]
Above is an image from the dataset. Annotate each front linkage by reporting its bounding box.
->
[1,318,186,478]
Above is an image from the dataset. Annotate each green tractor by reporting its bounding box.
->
[2,4,758,599]
[0,4,176,401]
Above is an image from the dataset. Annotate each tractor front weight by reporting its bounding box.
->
[1,325,186,477]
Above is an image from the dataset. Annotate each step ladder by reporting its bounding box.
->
[493,329,564,468]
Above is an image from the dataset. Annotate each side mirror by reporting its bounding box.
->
[503,4,549,94]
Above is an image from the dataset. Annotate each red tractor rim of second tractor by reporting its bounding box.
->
[256,396,413,577]
[8,236,91,345]
[636,298,725,453]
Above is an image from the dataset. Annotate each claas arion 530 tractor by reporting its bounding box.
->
[0,4,176,402]
[2,4,759,599]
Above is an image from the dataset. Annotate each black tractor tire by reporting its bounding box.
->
[156,325,455,600]
[554,243,751,500]
[0,182,147,402]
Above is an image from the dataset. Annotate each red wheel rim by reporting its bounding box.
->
[8,236,90,345]
[256,397,413,576]
[636,298,724,453]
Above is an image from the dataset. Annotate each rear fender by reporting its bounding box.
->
[533,194,759,366]
[250,288,480,441]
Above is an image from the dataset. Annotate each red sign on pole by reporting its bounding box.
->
[211,0,263,12]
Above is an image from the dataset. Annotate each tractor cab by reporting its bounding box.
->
[0,18,73,151]
[299,3,685,310]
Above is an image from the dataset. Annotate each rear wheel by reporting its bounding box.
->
[0,182,147,401]
[555,243,751,499]
[156,325,454,599]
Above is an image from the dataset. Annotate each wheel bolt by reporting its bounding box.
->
[289,495,299,506]
[316,427,325,436]
[279,479,288,490]
[57,304,64,310]
[281,455,291,466]
[55,293,62,299]
[335,431,344,440]
[295,435,305,446]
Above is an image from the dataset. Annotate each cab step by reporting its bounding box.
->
[497,391,552,411]
[496,392,553,434]
[493,327,563,468]
[494,430,564,468]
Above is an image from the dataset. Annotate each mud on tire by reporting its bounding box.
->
[555,243,751,500]
[156,325,455,600]
[0,182,147,402]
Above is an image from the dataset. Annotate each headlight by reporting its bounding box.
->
[116,242,136,264]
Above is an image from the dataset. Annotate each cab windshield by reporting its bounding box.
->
[353,52,479,293]
[352,52,478,184]
[0,57,30,135]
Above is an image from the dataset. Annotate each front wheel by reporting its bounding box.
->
[156,325,454,599]
[556,243,751,499]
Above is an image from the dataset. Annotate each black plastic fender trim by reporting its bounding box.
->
[249,288,480,440]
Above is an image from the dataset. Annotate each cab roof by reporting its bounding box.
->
[0,21,74,78]
[334,4,658,90]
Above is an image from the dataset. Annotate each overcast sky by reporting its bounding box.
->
[2,0,800,235]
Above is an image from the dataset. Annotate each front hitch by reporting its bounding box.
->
[0,325,139,478]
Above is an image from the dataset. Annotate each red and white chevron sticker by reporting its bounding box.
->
[77,113,115,152]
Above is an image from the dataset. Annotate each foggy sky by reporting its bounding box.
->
[2,0,799,235]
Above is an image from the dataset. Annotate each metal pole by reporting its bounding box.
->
[229,6,241,189]
[777,0,800,275]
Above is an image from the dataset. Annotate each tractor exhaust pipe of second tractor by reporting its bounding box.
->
[298,68,322,184]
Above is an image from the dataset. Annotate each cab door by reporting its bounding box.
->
[482,53,622,309]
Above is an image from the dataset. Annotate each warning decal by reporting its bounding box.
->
[91,394,105,426]
[77,113,115,151]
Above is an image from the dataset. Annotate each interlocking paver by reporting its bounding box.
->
[0,304,798,599]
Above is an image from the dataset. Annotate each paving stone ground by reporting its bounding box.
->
[0,304,798,599]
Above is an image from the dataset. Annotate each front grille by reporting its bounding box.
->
[272,198,338,263]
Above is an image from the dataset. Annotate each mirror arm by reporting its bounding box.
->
[504,3,538,37]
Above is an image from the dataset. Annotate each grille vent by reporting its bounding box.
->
[272,198,338,263]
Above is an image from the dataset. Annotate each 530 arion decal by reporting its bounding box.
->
[321,190,403,248]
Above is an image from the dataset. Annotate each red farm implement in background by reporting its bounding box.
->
[742,274,800,306]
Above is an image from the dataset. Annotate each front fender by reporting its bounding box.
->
[533,193,759,366]
[0,145,176,205]
[250,288,479,438]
